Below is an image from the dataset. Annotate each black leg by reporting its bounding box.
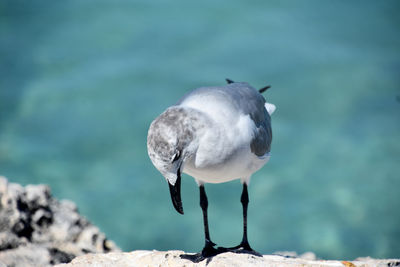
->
[180,185,222,262]
[200,185,212,242]
[199,185,218,253]
[219,183,262,256]
[239,183,251,250]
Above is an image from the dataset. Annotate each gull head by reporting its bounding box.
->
[147,125,184,185]
[147,107,197,214]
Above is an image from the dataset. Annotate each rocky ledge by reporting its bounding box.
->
[55,250,399,267]
[1,177,399,267]
[0,177,120,267]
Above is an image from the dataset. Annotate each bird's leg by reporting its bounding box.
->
[219,183,262,256]
[238,183,252,250]
[200,185,214,247]
[180,185,222,262]
[199,185,220,255]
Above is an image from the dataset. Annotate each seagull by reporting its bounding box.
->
[147,79,275,262]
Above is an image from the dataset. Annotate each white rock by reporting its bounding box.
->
[54,250,400,267]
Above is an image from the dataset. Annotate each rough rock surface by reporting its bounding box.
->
[55,250,400,267]
[1,177,399,267]
[0,176,119,267]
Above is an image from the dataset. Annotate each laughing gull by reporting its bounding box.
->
[147,79,275,262]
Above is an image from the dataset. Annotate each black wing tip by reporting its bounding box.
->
[259,85,271,93]
[225,78,235,84]
[226,78,271,93]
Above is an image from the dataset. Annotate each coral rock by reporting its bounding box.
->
[0,176,119,267]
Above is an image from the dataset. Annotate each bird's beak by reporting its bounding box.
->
[168,169,184,214]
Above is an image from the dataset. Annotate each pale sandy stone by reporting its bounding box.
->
[54,250,400,267]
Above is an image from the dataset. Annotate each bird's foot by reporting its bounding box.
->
[180,240,224,263]
[218,241,262,257]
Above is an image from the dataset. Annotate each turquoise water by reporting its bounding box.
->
[1,0,399,260]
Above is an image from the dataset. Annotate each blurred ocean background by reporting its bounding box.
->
[1,0,399,260]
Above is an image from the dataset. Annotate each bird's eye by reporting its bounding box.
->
[172,151,181,162]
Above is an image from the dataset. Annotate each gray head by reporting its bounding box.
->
[147,106,201,214]
[147,106,196,182]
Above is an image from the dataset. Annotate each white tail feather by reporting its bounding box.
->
[265,103,276,115]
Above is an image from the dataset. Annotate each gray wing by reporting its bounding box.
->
[178,82,272,156]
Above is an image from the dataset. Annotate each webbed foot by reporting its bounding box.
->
[218,241,262,257]
[180,240,225,263]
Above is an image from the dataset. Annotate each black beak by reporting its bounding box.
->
[168,170,184,214]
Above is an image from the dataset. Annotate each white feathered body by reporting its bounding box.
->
[176,83,275,184]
